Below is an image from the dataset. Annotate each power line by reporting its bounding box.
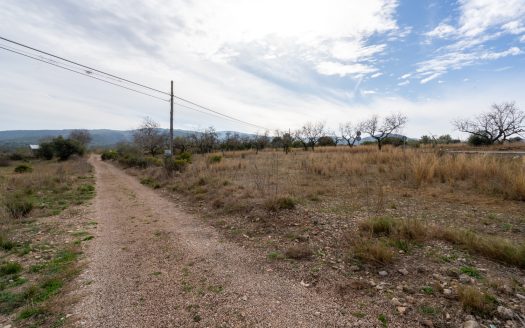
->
[173,96,270,130]
[173,101,268,130]
[0,36,170,96]
[0,35,272,131]
[0,45,170,102]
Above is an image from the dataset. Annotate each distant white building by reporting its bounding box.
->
[29,144,40,155]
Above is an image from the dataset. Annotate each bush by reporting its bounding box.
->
[264,196,296,211]
[176,151,192,163]
[101,150,117,161]
[145,156,163,167]
[468,134,492,146]
[4,192,33,219]
[118,155,148,168]
[458,286,497,316]
[14,164,32,173]
[9,153,24,161]
[37,142,54,160]
[164,158,188,173]
[0,262,22,276]
[351,238,395,265]
[208,155,222,163]
[52,136,84,161]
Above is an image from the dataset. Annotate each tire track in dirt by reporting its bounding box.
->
[72,156,355,327]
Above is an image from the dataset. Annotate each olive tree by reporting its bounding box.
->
[294,122,325,151]
[453,102,525,144]
[362,113,408,150]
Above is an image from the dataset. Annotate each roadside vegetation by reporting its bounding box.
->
[0,138,96,327]
[100,103,525,327]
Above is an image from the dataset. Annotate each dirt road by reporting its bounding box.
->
[72,156,354,327]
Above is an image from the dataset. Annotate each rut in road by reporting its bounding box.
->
[72,156,355,327]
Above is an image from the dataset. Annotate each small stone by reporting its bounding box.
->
[378,271,388,277]
[397,306,407,315]
[314,311,321,316]
[241,295,248,301]
[445,313,451,320]
[349,265,360,271]
[398,268,409,275]
[300,280,310,287]
[516,293,525,300]
[443,288,452,296]
[421,319,434,327]
[459,274,472,284]
[66,314,72,318]
[391,298,402,306]
[3,325,12,328]
[463,320,480,328]
[497,306,514,319]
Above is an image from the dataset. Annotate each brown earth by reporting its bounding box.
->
[70,156,358,327]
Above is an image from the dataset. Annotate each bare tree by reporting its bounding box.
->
[191,127,218,153]
[453,102,525,144]
[254,130,270,154]
[295,122,325,151]
[69,129,92,147]
[273,130,294,154]
[133,117,166,156]
[338,122,362,147]
[362,113,408,150]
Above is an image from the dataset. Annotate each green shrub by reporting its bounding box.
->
[145,156,163,167]
[14,164,32,173]
[9,153,24,161]
[37,142,54,160]
[3,192,33,219]
[0,262,22,276]
[0,234,16,250]
[165,157,188,173]
[51,136,85,161]
[176,151,192,163]
[208,155,222,163]
[118,155,148,168]
[468,134,492,146]
[101,150,117,161]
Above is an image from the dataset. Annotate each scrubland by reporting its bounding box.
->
[128,145,525,327]
[0,157,96,327]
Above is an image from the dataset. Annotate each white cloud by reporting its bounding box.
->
[502,20,525,34]
[458,0,525,37]
[426,23,456,38]
[398,80,410,86]
[420,73,442,84]
[316,62,377,77]
[520,35,525,42]
[480,47,522,60]
[331,42,386,62]
[362,90,377,95]
[371,72,383,78]
[400,73,411,79]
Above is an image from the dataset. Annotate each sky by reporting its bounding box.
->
[0,0,525,138]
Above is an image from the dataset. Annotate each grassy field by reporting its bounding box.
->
[128,145,525,326]
[0,157,96,327]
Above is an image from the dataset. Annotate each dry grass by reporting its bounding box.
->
[458,286,497,316]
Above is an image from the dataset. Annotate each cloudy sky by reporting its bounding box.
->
[1,0,524,137]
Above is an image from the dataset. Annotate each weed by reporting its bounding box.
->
[378,314,388,327]
[267,251,285,261]
[18,306,46,319]
[14,164,32,173]
[421,286,434,295]
[208,155,222,164]
[460,266,482,279]
[419,305,437,315]
[4,192,33,219]
[0,234,16,250]
[0,262,22,276]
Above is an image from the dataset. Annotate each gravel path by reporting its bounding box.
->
[72,156,355,327]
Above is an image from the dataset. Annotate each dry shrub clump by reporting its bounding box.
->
[435,228,525,268]
[285,244,314,260]
[264,196,296,211]
[458,286,497,316]
[349,237,395,265]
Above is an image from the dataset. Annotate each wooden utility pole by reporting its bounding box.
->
[169,80,174,156]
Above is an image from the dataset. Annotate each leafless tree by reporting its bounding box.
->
[254,130,270,154]
[273,130,294,154]
[295,122,325,151]
[69,129,92,147]
[133,117,166,156]
[338,122,362,147]
[453,102,525,144]
[362,113,408,150]
[191,127,218,153]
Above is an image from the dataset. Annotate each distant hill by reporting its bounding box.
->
[0,129,255,149]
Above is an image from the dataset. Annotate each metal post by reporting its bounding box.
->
[169,80,174,157]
